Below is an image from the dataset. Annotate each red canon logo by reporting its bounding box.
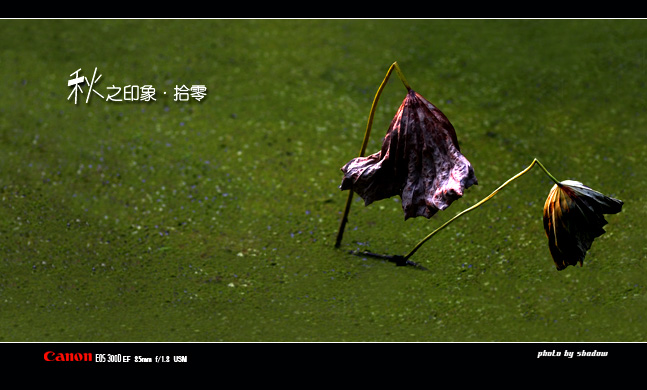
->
[44,351,93,362]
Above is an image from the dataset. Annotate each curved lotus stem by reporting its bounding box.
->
[403,158,559,260]
[335,62,411,248]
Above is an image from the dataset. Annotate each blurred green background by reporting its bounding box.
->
[0,19,644,341]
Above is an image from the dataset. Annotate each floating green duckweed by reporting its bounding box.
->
[0,19,645,341]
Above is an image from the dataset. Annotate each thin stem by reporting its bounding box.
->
[403,158,560,260]
[335,62,411,248]
[534,159,560,185]
[358,62,409,157]
[392,62,411,91]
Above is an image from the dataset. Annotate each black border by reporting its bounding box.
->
[6,341,644,373]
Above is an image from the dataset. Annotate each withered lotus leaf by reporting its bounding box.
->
[340,89,477,220]
[543,180,623,270]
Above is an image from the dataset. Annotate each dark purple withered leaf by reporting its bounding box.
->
[340,89,477,220]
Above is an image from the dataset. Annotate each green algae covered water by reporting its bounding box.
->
[0,19,645,341]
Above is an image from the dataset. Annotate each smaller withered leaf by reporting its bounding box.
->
[543,180,623,270]
[340,89,477,220]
